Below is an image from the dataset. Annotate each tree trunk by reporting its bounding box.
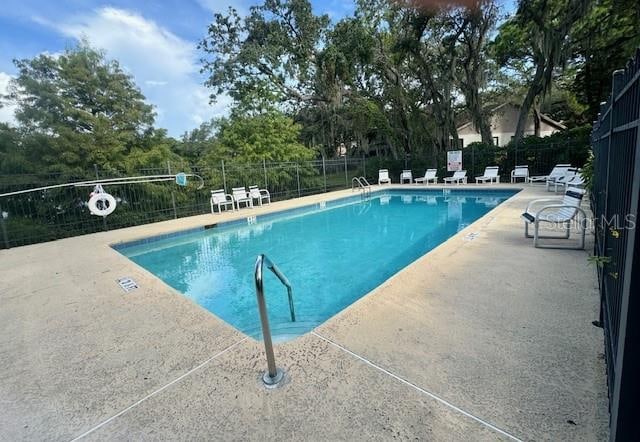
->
[466,85,493,145]
[513,61,545,143]
[533,102,541,137]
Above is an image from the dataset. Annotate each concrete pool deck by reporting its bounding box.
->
[0,184,608,441]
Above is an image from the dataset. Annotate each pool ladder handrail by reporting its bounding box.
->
[254,254,296,387]
[351,176,371,196]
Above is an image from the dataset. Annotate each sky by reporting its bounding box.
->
[0,0,514,138]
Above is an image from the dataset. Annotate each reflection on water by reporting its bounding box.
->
[119,190,516,340]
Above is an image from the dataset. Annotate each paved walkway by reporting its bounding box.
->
[0,184,608,441]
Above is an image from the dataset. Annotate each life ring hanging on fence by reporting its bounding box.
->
[88,185,117,217]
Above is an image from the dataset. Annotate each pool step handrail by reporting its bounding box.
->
[254,254,296,387]
[351,176,371,196]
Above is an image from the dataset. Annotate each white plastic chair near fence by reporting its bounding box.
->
[415,169,437,185]
[443,170,467,184]
[232,187,253,210]
[210,189,234,214]
[547,168,578,192]
[378,169,391,185]
[249,185,271,206]
[528,164,571,184]
[521,187,587,249]
[511,165,529,183]
[475,166,500,184]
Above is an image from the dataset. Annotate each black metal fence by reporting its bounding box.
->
[363,140,588,183]
[591,48,640,441]
[0,138,587,250]
[0,158,365,249]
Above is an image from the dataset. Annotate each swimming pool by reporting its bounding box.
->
[114,189,518,341]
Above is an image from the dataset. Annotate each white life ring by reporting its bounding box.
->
[88,192,117,217]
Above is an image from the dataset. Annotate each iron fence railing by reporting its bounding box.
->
[363,140,588,183]
[1,139,586,250]
[590,48,640,441]
[0,158,366,249]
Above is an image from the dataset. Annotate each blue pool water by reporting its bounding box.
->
[115,189,517,341]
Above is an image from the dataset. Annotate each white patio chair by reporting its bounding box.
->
[511,165,529,183]
[443,170,467,185]
[378,169,391,185]
[549,169,584,193]
[521,187,587,249]
[475,166,500,184]
[528,164,571,184]
[547,167,578,191]
[414,169,438,185]
[231,187,253,210]
[400,170,413,184]
[210,189,234,214]
[248,185,271,206]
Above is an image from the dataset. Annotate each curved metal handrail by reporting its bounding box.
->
[254,254,296,386]
[352,176,371,196]
[352,176,364,191]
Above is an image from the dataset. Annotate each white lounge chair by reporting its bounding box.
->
[553,170,585,193]
[248,185,271,206]
[511,165,529,183]
[521,187,587,249]
[231,187,253,210]
[400,170,413,184]
[528,164,571,184]
[547,167,578,191]
[415,169,438,185]
[443,170,467,184]
[475,166,500,184]
[210,189,234,214]
[378,169,391,185]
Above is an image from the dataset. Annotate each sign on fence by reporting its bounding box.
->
[447,150,462,171]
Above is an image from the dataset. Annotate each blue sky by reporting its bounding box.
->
[0,0,513,137]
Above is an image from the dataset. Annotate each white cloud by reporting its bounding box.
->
[0,72,18,126]
[33,7,230,136]
[196,0,252,15]
[145,80,168,87]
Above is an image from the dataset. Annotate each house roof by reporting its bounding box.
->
[456,102,567,132]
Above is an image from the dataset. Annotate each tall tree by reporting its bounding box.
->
[4,43,156,173]
[571,0,640,121]
[493,0,593,143]
[205,111,315,163]
[199,0,332,109]
[457,0,498,145]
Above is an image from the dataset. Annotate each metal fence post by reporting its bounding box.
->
[167,160,178,219]
[0,202,9,249]
[344,155,348,187]
[322,156,327,193]
[362,154,366,179]
[221,160,227,193]
[296,164,301,197]
[263,158,268,189]
[471,145,475,178]
[94,164,108,231]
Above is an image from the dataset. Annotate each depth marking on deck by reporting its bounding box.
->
[70,336,248,441]
[311,331,523,442]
